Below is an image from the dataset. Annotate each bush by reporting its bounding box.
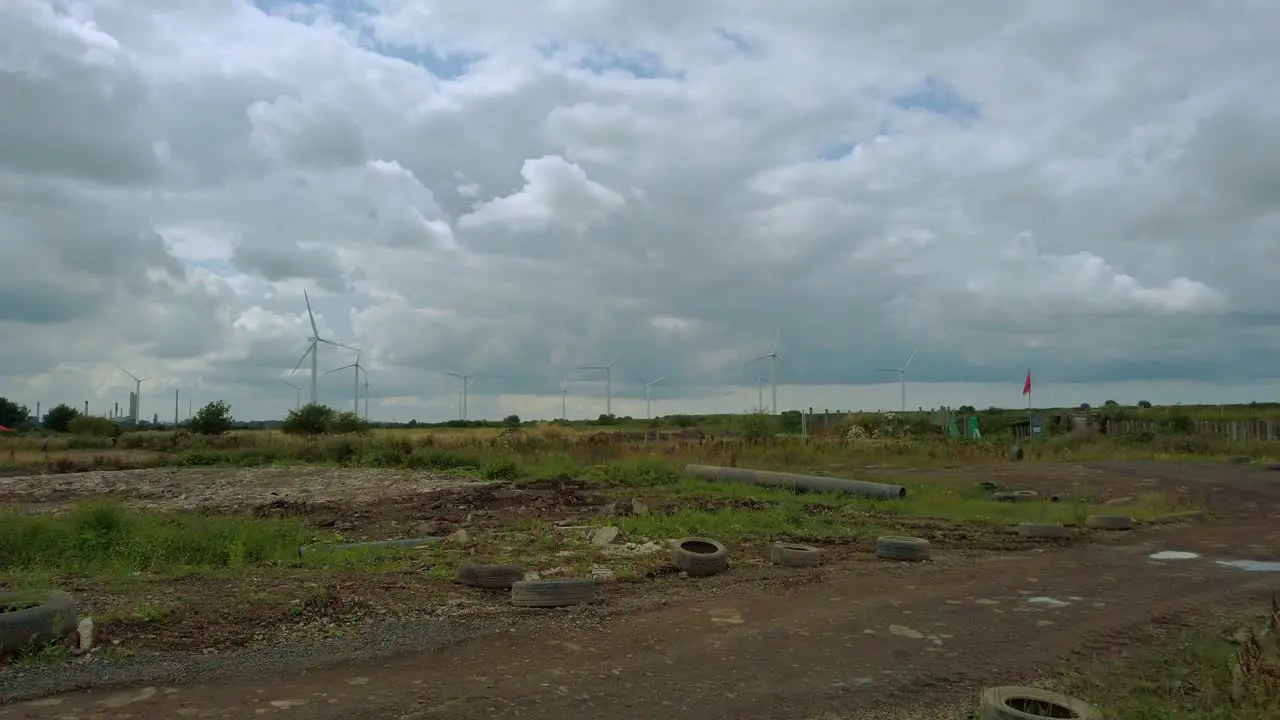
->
[67,415,121,438]
[188,400,234,435]
[0,397,28,428]
[41,403,81,433]
[329,410,366,434]
[281,404,335,435]
[740,411,778,441]
[502,414,521,427]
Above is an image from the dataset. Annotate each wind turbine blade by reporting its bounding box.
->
[316,338,359,352]
[114,364,140,382]
[652,375,666,384]
[323,364,355,375]
[303,289,319,336]
[443,372,463,379]
[903,350,917,370]
[139,377,151,382]
[745,355,768,365]
[773,328,780,354]
[290,345,314,374]
[875,368,899,373]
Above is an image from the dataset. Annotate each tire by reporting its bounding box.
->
[509,578,596,608]
[1017,522,1068,539]
[1263,462,1280,471]
[669,537,730,577]
[875,536,931,561]
[0,590,78,654]
[978,686,1102,720]
[993,490,1038,502]
[769,542,824,567]
[1085,514,1133,531]
[456,562,525,590]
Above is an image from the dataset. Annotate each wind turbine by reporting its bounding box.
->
[279,379,302,410]
[877,350,917,413]
[560,374,569,420]
[360,371,371,421]
[577,362,614,416]
[746,329,781,414]
[443,369,475,420]
[290,289,358,406]
[636,373,666,420]
[324,351,366,415]
[114,364,150,424]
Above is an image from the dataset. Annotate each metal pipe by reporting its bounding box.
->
[684,464,907,500]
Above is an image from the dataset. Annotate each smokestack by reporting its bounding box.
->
[84,400,89,416]
[35,401,40,421]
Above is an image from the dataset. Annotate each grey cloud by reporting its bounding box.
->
[230,241,347,293]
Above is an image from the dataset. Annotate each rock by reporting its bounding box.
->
[445,529,471,546]
[590,566,617,583]
[590,526,620,546]
[631,499,650,516]
[415,520,449,536]
[1105,496,1135,505]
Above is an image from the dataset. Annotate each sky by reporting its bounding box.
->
[2,1,1279,424]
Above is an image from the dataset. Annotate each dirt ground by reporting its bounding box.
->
[2,461,1279,718]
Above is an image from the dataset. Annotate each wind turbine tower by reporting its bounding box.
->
[324,351,367,415]
[290,289,358,406]
[637,373,666,420]
[577,362,614,416]
[876,350,917,413]
[280,379,302,410]
[114,364,150,424]
[560,374,569,420]
[443,369,475,420]
[746,330,781,414]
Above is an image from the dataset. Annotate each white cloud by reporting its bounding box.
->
[1,0,1277,423]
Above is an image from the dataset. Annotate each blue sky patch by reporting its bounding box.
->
[893,76,981,122]
[187,258,239,278]
[578,46,684,80]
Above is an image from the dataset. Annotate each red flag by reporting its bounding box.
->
[1022,370,1032,396]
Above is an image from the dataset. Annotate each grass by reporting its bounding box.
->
[1050,598,1280,720]
[0,503,315,581]
[3,421,1279,478]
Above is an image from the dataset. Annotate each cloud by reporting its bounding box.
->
[1,0,1277,422]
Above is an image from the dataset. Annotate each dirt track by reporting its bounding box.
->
[3,461,1279,718]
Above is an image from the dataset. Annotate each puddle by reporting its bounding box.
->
[1026,597,1070,608]
[1215,559,1280,572]
[1149,551,1200,560]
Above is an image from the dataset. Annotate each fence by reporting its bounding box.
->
[1104,419,1280,441]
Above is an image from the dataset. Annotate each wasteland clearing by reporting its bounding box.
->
[2,452,1279,718]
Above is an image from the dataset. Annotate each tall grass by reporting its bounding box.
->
[0,504,312,578]
[3,424,1277,477]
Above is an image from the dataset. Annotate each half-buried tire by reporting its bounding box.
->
[874,536,931,561]
[456,562,525,590]
[1084,514,1133,531]
[977,686,1102,720]
[670,537,730,577]
[0,590,78,655]
[769,542,824,567]
[1017,522,1068,539]
[510,578,596,608]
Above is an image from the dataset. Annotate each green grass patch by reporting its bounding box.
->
[1052,605,1280,720]
[0,503,315,579]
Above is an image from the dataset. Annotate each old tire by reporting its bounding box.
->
[978,686,1102,720]
[510,578,596,608]
[1017,522,1068,539]
[769,542,824,567]
[0,590,78,654]
[994,490,1039,502]
[875,535,931,561]
[670,537,730,577]
[1263,462,1280,471]
[1085,514,1133,531]
[456,562,525,589]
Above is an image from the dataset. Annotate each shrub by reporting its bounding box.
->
[188,400,234,435]
[502,414,521,427]
[41,404,80,433]
[281,404,335,435]
[68,415,121,438]
[329,411,366,434]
